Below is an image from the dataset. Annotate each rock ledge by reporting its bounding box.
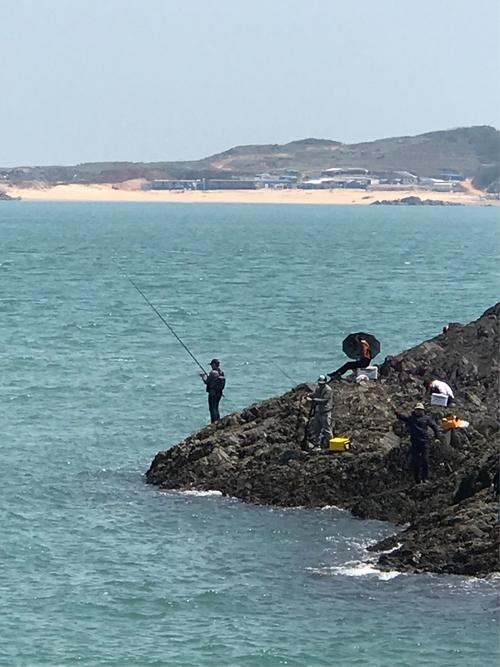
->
[147,305,500,577]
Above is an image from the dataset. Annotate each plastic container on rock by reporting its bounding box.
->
[356,366,378,380]
[431,392,449,407]
[329,437,351,451]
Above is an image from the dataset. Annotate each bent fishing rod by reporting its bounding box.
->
[112,258,207,375]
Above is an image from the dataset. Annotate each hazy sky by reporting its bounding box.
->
[2,0,499,165]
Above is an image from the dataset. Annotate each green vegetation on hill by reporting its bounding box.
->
[1,126,499,190]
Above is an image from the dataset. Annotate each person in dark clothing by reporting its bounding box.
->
[394,402,441,483]
[307,375,333,448]
[200,358,225,423]
[328,335,372,380]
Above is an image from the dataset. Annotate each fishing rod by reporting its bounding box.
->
[112,258,207,375]
[113,259,300,392]
[271,360,297,385]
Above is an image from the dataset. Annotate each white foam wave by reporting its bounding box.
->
[177,489,223,497]
[378,542,403,554]
[307,561,402,581]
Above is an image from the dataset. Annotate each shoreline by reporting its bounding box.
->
[5,183,497,206]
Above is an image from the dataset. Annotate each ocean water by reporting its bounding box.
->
[0,202,498,667]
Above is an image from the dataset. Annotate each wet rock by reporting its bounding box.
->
[146,304,500,576]
[372,491,499,577]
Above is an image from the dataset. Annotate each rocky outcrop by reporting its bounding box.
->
[146,305,500,576]
[0,191,20,201]
[371,196,462,206]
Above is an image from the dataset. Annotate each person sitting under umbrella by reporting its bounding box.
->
[328,333,375,380]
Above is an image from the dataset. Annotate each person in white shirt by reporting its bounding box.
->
[426,379,455,404]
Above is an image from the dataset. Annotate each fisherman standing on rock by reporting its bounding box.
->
[200,359,226,423]
[306,375,333,449]
[394,402,442,484]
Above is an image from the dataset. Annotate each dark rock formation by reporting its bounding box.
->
[371,196,462,206]
[146,305,500,577]
[0,191,20,201]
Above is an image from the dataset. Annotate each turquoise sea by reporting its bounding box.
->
[0,202,498,667]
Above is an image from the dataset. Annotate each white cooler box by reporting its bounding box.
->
[356,366,378,381]
[431,392,449,407]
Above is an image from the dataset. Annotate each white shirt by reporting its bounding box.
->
[430,380,454,399]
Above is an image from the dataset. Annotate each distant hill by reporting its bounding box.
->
[2,125,499,189]
[199,127,499,178]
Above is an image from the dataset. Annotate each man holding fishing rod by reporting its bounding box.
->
[304,375,333,450]
[200,359,226,423]
[113,260,227,425]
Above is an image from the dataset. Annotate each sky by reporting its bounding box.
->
[1,0,499,166]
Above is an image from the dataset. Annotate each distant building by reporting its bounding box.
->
[149,178,259,191]
[150,179,200,190]
[204,179,256,190]
[373,183,418,192]
[298,178,334,189]
[376,171,418,186]
[344,179,370,189]
[316,167,420,189]
[437,171,465,181]
[418,178,454,192]
[321,167,370,177]
[392,171,418,184]
[299,177,370,190]
[255,174,297,189]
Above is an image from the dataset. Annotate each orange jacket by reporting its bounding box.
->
[442,416,468,430]
[360,339,371,360]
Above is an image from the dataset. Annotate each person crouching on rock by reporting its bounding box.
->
[200,358,225,423]
[425,378,454,405]
[307,375,333,449]
[328,335,371,380]
[394,402,441,484]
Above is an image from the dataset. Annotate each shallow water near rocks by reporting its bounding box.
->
[0,202,498,666]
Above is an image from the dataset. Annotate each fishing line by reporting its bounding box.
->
[112,257,207,374]
[271,360,297,385]
[113,259,299,395]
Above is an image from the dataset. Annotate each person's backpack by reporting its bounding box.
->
[215,371,226,393]
[207,370,225,393]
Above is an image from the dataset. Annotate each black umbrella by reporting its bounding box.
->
[342,332,381,360]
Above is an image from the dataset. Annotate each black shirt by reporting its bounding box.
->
[397,411,440,445]
[206,368,225,395]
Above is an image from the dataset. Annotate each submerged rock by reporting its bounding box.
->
[146,304,500,577]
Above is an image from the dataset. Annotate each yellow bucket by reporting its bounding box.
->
[329,437,351,451]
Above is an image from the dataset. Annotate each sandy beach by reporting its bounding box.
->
[4,183,496,206]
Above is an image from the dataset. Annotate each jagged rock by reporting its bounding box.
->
[373,490,499,576]
[0,191,21,201]
[146,304,500,576]
[370,196,463,206]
